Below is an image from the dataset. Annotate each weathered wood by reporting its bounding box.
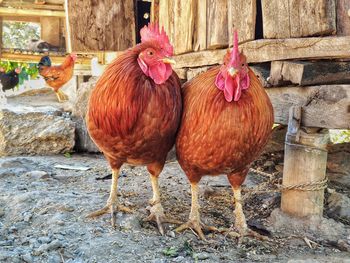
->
[0,6,65,17]
[66,1,135,52]
[158,0,174,44]
[40,17,60,46]
[337,0,350,36]
[266,85,350,129]
[193,0,206,51]
[289,0,336,37]
[150,0,159,24]
[261,0,290,38]
[228,0,256,43]
[173,0,195,54]
[269,60,350,86]
[262,0,336,38]
[173,36,350,68]
[281,121,329,218]
[250,63,270,87]
[3,16,41,23]
[207,0,228,49]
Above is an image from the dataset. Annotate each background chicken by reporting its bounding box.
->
[175,31,274,240]
[86,23,182,235]
[38,54,77,102]
[0,67,21,92]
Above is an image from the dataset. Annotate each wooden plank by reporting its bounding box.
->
[173,0,195,54]
[207,0,228,49]
[266,85,350,129]
[150,0,160,24]
[3,16,41,23]
[261,0,290,38]
[289,0,336,37]
[158,0,173,44]
[0,7,65,17]
[337,0,350,36]
[40,17,60,46]
[193,0,206,51]
[66,1,135,52]
[269,60,350,86]
[2,1,64,11]
[228,0,256,44]
[173,36,350,68]
[262,0,336,38]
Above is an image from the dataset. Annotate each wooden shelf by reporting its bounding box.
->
[0,6,65,17]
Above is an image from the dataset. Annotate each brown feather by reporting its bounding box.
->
[176,67,274,184]
[87,43,182,169]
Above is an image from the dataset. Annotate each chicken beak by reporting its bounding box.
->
[161,57,176,65]
[228,67,237,77]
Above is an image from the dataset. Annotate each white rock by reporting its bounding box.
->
[0,105,75,156]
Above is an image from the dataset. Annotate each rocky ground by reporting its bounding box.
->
[0,150,349,263]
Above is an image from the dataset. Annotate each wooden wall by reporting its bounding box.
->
[66,0,135,52]
[152,0,343,55]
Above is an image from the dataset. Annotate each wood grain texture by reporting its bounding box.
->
[281,128,328,217]
[193,0,206,51]
[289,0,336,37]
[269,60,350,86]
[173,0,195,54]
[174,36,350,67]
[266,85,350,129]
[67,0,135,52]
[228,0,256,43]
[262,0,336,38]
[207,0,228,49]
[337,0,350,36]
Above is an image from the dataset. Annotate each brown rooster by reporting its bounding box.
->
[38,54,77,102]
[175,32,274,240]
[86,23,182,234]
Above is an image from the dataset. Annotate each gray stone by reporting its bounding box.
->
[72,77,99,153]
[21,253,33,263]
[195,252,210,260]
[327,192,350,220]
[0,105,75,156]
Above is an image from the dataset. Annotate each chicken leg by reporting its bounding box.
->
[144,162,181,235]
[175,182,218,240]
[226,186,268,241]
[87,169,132,228]
[55,89,69,102]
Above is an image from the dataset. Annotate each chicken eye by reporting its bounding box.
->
[147,50,154,56]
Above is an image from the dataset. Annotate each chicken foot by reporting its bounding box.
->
[87,169,132,228]
[55,89,69,102]
[224,186,269,242]
[144,164,181,235]
[175,183,219,240]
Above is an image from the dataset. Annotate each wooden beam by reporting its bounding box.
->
[193,0,206,51]
[261,0,290,38]
[269,60,350,86]
[266,85,350,129]
[1,2,64,11]
[0,51,92,65]
[0,7,65,17]
[337,0,350,36]
[3,16,41,23]
[173,36,350,68]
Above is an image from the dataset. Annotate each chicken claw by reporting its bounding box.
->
[87,203,132,228]
[175,219,218,241]
[144,202,182,235]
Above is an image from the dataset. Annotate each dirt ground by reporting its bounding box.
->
[0,151,349,263]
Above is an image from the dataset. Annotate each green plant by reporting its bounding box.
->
[0,61,39,87]
[329,129,350,144]
[2,21,40,49]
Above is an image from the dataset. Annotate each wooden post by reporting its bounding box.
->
[40,17,60,46]
[281,107,330,218]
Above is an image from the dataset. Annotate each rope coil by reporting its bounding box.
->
[242,168,328,198]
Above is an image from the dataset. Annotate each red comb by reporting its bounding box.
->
[140,23,173,56]
[229,30,239,63]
